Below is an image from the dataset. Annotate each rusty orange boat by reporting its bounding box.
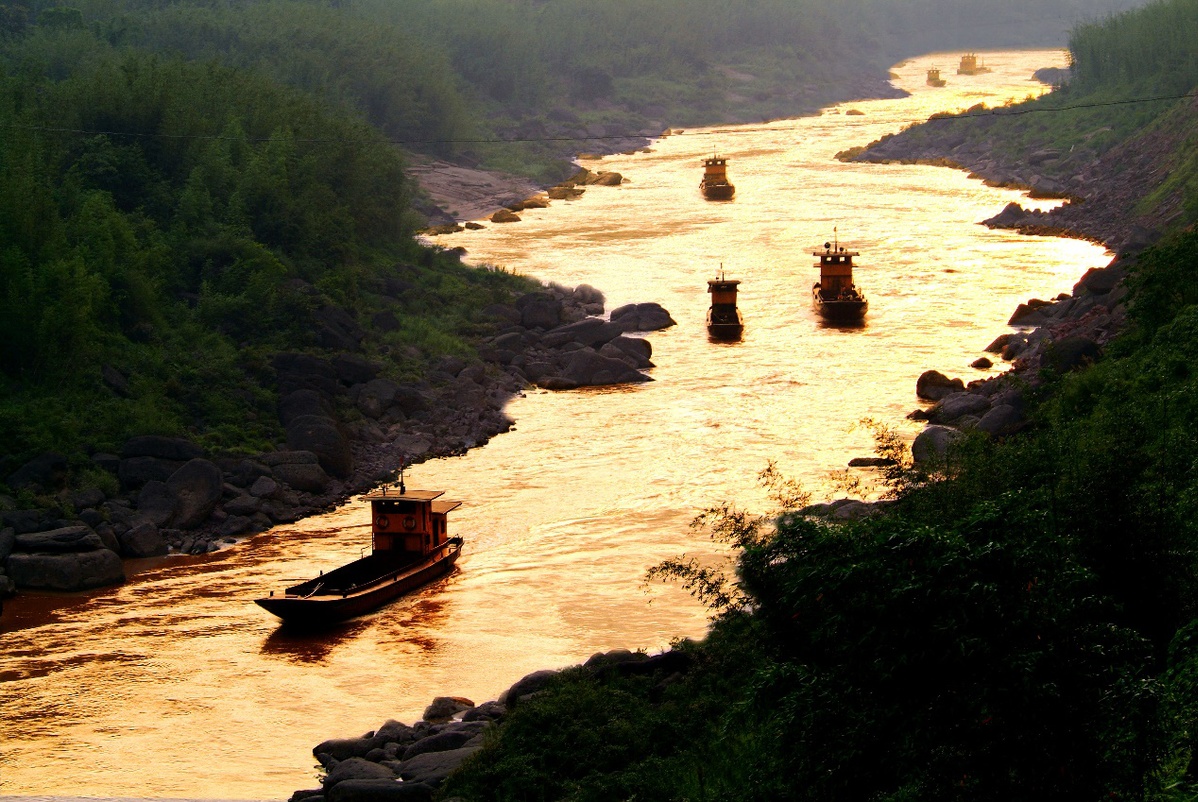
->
[700,154,735,200]
[256,477,463,626]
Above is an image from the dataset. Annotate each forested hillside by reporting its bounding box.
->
[0,0,1148,488]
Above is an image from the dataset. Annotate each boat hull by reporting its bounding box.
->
[812,286,867,320]
[707,307,744,339]
[255,539,463,626]
[700,180,735,200]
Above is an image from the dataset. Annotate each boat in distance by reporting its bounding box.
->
[255,481,463,626]
[812,233,867,321]
[707,268,744,339]
[700,154,735,200]
[926,67,946,87]
[957,53,992,75]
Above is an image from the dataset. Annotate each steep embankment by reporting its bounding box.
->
[841,90,1198,251]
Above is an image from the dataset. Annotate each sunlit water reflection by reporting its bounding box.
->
[0,50,1109,798]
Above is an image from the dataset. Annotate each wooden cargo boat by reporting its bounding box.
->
[256,479,463,626]
[926,67,946,87]
[707,269,743,339]
[957,53,992,75]
[700,154,735,200]
[812,232,867,321]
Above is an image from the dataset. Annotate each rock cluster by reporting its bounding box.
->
[288,648,693,802]
[0,283,673,596]
[907,256,1130,465]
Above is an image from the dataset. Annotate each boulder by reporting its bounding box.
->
[2,509,49,534]
[316,736,387,763]
[976,404,1024,437]
[225,495,263,516]
[323,758,396,789]
[137,480,177,527]
[167,459,224,529]
[396,746,481,786]
[279,389,333,427]
[422,696,475,722]
[1045,335,1101,373]
[287,416,354,479]
[541,318,623,349]
[7,452,68,491]
[610,302,675,332]
[499,669,559,709]
[119,456,184,490]
[929,392,992,425]
[915,370,964,401]
[333,354,381,386]
[0,527,15,561]
[328,780,433,802]
[490,209,520,223]
[912,425,965,466]
[516,293,562,330]
[6,549,125,590]
[970,357,993,369]
[250,476,281,499]
[15,526,105,553]
[561,349,651,387]
[357,379,400,420]
[461,701,507,723]
[401,729,478,761]
[119,521,169,558]
[121,435,204,462]
[273,462,332,494]
[70,487,107,511]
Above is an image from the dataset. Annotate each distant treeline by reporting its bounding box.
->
[1068,0,1198,93]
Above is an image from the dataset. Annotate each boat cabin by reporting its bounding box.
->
[365,487,460,558]
[814,243,860,298]
[707,276,740,313]
[926,68,945,87]
[702,155,729,184]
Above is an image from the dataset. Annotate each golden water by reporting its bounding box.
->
[0,50,1109,799]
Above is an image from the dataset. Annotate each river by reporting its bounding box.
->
[0,49,1110,799]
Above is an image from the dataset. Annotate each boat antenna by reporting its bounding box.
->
[396,456,407,495]
[834,226,839,251]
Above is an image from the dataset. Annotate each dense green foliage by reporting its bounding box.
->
[443,227,1198,801]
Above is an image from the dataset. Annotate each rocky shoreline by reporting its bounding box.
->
[286,648,694,802]
[0,279,676,601]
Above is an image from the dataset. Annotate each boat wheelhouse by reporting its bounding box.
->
[926,67,946,87]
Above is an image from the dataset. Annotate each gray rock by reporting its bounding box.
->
[498,669,559,709]
[323,758,396,789]
[422,696,475,722]
[561,349,650,387]
[401,729,478,761]
[461,701,506,723]
[976,404,1024,437]
[15,526,104,553]
[273,462,332,494]
[328,780,432,802]
[119,521,169,558]
[218,515,252,537]
[1045,335,1100,373]
[262,450,322,467]
[137,480,177,527]
[333,354,381,386]
[970,357,993,369]
[396,746,481,786]
[316,737,386,764]
[912,425,965,466]
[225,495,262,516]
[930,392,992,425]
[121,435,204,461]
[916,370,964,401]
[610,302,676,332]
[2,509,48,534]
[167,459,224,529]
[287,416,353,479]
[375,719,417,745]
[7,452,68,491]
[250,476,281,498]
[7,549,125,590]
[516,292,562,330]
[0,527,16,560]
[357,379,401,420]
[279,389,333,428]
[69,487,107,511]
[119,456,184,489]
